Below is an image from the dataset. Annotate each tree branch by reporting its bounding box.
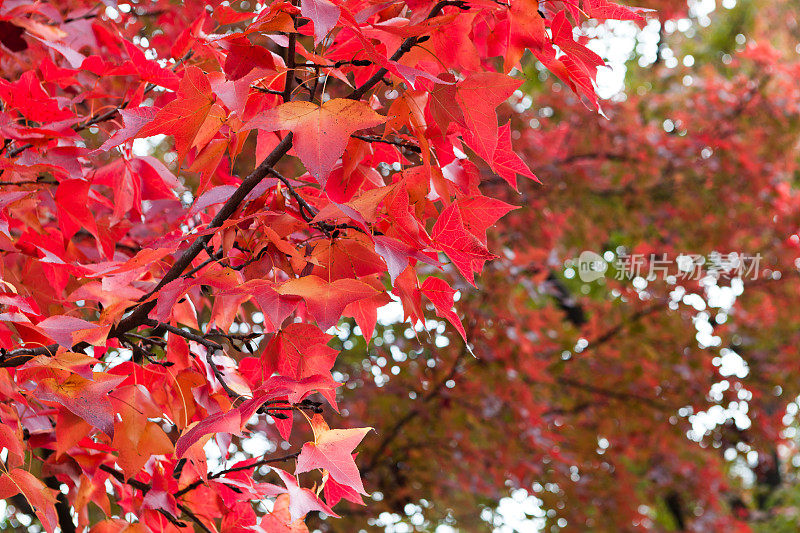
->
[111,133,294,337]
[352,134,421,153]
[174,451,300,497]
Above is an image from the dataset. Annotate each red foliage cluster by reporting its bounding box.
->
[0,0,647,530]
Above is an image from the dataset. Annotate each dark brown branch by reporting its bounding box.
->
[174,451,300,497]
[251,85,284,95]
[112,133,294,336]
[266,166,318,222]
[177,503,213,533]
[142,319,221,350]
[141,319,244,401]
[0,344,58,367]
[282,20,297,102]
[184,255,219,278]
[99,464,151,493]
[0,178,57,186]
[352,134,421,153]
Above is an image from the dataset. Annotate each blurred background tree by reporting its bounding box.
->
[325,0,800,531]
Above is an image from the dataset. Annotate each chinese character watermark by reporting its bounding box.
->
[571,251,763,283]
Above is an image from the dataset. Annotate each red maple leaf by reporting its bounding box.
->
[432,202,495,286]
[295,414,372,495]
[245,99,385,185]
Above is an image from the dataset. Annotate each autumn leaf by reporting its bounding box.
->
[111,386,174,477]
[456,196,518,245]
[0,424,24,467]
[95,107,159,153]
[245,99,385,185]
[464,122,538,189]
[35,315,109,348]
[33,373,126,438]
[273,467,339,522]
[430,72,521,162]
[174,407,243,459]
[136,65,216,163]
[323,474,365,507]
[255,493,311,532]
[277,275,379,329]
[431,202,495,287]
[504,0,549,70]
[0,469,59,533]
[296,414,372,495]
[301,0,341,45]
[261,323,337,380]
[421,276,466,340]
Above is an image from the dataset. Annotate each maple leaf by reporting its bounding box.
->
[392,266,425,326]
[136,65,217,163]
[244,99,385,185]
[585,0,647,21]
[420,276,466,340]
[119,40,181,91]
[111,386,174,477]
[504,0,549,70]
[141,464,180,518]
[277,275,380,329]
[323,474,365,507]
[457,196,519,245]
[261,323,337,380]
[175,407,244,459]
[301,0,341,45]
[95,107,159,153]
[463,122,538,189]
[430,72,521,162]
[33,373,126,438]
[223,37,278,80]
[255,493,311,532]
[296,414,372,495]
[432,202,495,287]
[54,179,99,243]
[55,408,92,458]
[0,424,24,467]
[536,11,607,110]
[0,71,73,122]
[374,235,439,283]
[236,279,300,329]
[273,467,339,522]
[35,315,109,348]
[0,469,59,533]
[175,380,295,458]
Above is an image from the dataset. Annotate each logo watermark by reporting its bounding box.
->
[575,250,608,282]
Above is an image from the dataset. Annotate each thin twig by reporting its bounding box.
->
[174,451,300,497]
[352,134,421,153]
[141,319,244,400]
